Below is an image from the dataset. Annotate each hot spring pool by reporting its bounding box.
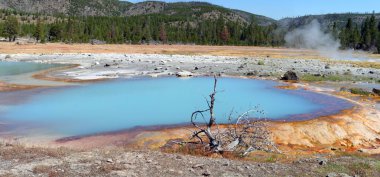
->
[0,77,353,136]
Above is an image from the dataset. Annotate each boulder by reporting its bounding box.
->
[281,71,299,81]
[373,88,380,96]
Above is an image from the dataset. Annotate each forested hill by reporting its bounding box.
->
[279,13,380,30]
[0,0,275,26]
[0,0,379,52]
[0,0,282,46]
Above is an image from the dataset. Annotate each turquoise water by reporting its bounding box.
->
[0,61,61,76]
[0,77,353,136]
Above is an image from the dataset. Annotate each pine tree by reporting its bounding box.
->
[142,16,152,43]
[369,13,377,47]
[220,25,230,44]
[48,24,62,41]
[159,23,167,44]
[377,21,380,53]
[361,17,371,49]
[332,22,338,39]
[340,18,353,48]
[34,18,43,42]
[3,15,19,42]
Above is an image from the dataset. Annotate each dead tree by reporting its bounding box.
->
[191,77,221,151]
[190,76,281,155]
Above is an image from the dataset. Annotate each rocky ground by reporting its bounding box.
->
[0,143,379,177]
[1,53,379,85]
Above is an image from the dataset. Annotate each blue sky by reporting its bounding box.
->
[125,0,379,20]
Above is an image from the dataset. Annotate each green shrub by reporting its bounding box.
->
[349,88,372,96]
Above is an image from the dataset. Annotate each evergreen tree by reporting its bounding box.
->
[159,23,167,44]
[332,22,338,39]
[220,25,230,44]
[142,16,152,43]
[378,21,380,53]
[34,18,44,42]
[48,24,63,41]
[368,13,377,46]
[3,15,19,42]
[361,17,372,49]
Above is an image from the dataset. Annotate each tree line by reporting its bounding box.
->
[337,13,380,52]
[1,9,380,53]
[0,10,284,46]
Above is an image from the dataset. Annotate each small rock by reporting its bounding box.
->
[106,158,113,163]
[326,172,351,177]
[325,64,331,69]
[176,71,193,77]
[319,159,328,165]
[259,74,270,77]
[104,64,111,67]
[222,163,229,166]
[94,160,102,165]
[246,72,256,76]
[192,164,205,169]
[202,170,211,176]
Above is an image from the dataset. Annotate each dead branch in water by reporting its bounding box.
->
[190,76,281,155]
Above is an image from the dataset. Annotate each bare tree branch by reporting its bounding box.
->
[187,76,281,155]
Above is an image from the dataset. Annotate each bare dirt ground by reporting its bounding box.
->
[0,43,320,58]
[1,144,380,177]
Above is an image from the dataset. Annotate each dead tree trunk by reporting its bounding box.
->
[190,76,281,155]
[191,76,221,151]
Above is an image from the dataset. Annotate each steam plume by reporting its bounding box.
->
[285,20,342,57]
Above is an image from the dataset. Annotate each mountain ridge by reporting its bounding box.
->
[1,0,378,29]
[0,0,275,26]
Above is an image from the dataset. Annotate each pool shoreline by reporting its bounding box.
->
[0,58,379,155]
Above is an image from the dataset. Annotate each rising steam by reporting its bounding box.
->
[284,20,379,62]
[285,20,343,58]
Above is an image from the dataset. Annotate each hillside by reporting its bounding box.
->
[0,0,130,16]
[0,0,379,50]
[0,0,275,26]
[279,13,380,30]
